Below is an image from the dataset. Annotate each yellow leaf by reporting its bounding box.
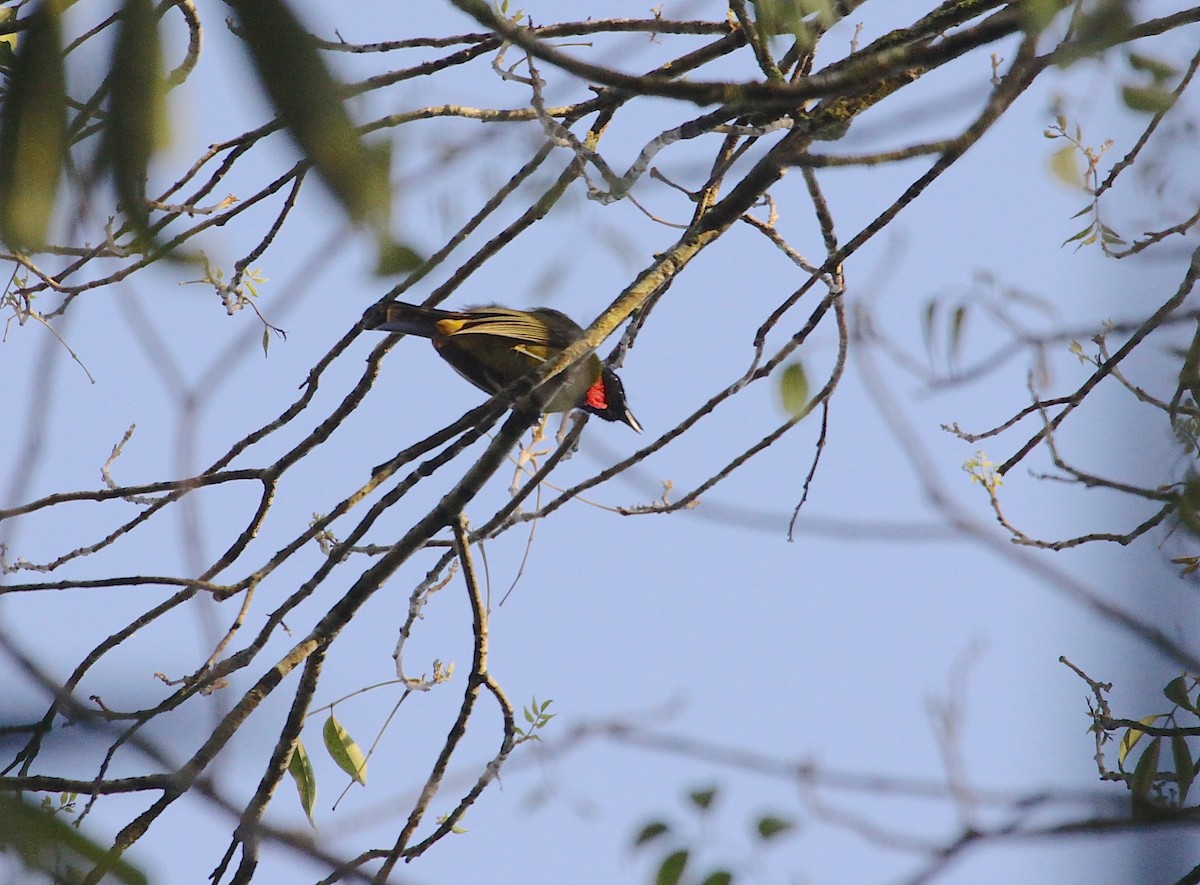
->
[777,362,809,418]
[0,0,66,250]
[1119,714,1163,768]
[1049,145,1081,189]
[323,713,367,786]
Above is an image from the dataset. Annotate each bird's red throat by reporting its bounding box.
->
[584,379,608,411]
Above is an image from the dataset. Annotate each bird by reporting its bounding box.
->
[363,301,642,432]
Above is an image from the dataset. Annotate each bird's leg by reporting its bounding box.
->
[509,416,550,496]
[554,412,571,446]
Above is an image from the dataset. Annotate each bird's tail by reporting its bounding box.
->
[362,301,451,338]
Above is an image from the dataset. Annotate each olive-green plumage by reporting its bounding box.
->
[363,301,641,431]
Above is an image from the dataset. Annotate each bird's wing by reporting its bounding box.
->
[439,309,556,346]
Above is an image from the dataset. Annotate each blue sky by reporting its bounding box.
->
[3,2,1200,883]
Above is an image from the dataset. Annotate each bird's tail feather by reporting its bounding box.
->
[361,301,450,338]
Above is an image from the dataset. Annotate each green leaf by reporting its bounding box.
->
[755,814,795,840]
[323,712,367,785]
[103,0,167,243]
[948,304,967,368]
[287,738,318,828]
[0,794,147,884]
[1020,0,1068,34]
[655,849,688,885]
[699,873,733,885]
[376,238,424,275]
[0,0,66,250]
[1119,715,1164,769]
[1062,222,1095,247]
[752,0,822,46]
[1130,736,1162,801]
[1171,732,1194,804]
[688,787,717,811]
[1057,3,1133,67]
[921,301,937,361]
[632,820,670,847]
[777,362,809,417]
[1127,52,1177,84]
[1121,84,1176,115]
[1164,676,1193,711]
[228,0,392,237]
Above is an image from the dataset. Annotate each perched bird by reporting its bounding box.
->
[363,301,642,432]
